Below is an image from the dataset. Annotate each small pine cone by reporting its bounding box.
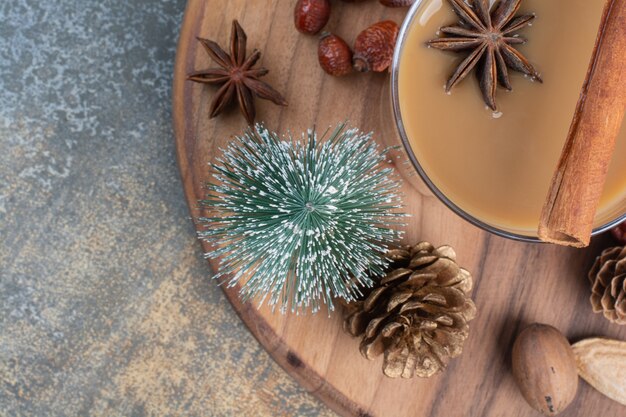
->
[344,242,476,378]
[588,246,626,324]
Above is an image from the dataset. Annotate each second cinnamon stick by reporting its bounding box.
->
[538,0,626,247]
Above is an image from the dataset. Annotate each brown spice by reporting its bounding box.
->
[426,0,542,111]
[318,33,353,76]
[353,20,399,73]
[187,20,287,124]
[538,0,626,247]
[294,0,331,35]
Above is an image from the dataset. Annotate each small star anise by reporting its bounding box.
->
[427,0,542,110]
[188,20,287,124]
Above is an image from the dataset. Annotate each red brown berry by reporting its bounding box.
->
[379,0,415,6]
[318,33,353,76]
[294,0,331,35]
[353,20,400,73]
[612,221,626,245]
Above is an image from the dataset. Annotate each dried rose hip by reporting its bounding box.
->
[611,221,626,245]
[353,20,399,73]
[318,33,353,76]
[379,0,415,6]
[294,0,331,35]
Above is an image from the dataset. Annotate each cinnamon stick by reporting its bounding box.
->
[538,0,626,247]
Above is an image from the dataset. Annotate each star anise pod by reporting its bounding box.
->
[188,20,287,124]
[427,0,542,110]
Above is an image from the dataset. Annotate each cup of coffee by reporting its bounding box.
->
[390,0,626,242]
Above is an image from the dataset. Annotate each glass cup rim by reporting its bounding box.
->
[390,0,626,243]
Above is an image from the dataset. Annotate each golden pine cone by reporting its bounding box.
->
[344,242,476,378]
[588,246,626,324]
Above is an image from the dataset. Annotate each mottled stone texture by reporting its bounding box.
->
[0,1,335,416]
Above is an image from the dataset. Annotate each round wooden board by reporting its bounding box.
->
[172,1,626,416]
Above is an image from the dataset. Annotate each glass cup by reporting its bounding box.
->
[388,0,626,243]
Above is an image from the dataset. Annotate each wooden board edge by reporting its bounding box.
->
[171,2,369,416]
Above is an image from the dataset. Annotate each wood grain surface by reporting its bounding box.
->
[172,1,626,416]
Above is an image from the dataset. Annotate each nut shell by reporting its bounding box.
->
[294,0,331,35]
[318,33,353,76]
[512,324,578,416]
[572,338,626,406]
[353,20,399,72]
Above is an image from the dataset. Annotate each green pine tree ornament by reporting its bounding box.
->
[199,123,405,313]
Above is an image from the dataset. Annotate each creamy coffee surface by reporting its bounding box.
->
[399,0,626,235]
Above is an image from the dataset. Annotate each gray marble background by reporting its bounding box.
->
[0,1,335,416]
